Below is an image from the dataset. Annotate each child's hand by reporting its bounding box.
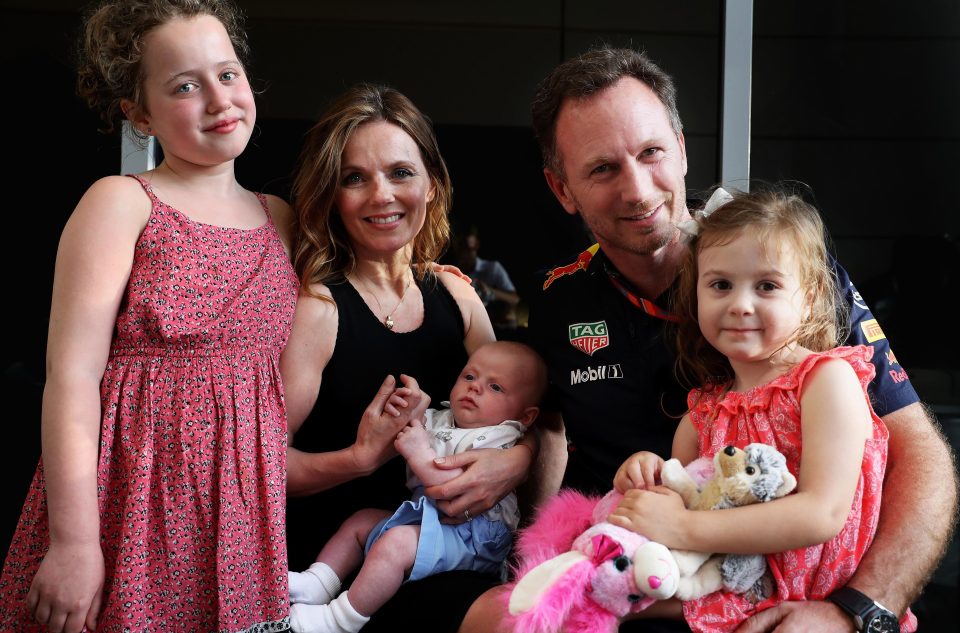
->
[383,375,431,422]
[354,375,421,472]
[614,451,665,493]
[27,541,104,633]
[384,390,410,417]
[395,419,432,461]
[607,486,688,546]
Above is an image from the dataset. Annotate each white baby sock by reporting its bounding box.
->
[289,591,370,633]
[288,562,342,605]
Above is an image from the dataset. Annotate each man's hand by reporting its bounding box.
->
[427,262,472,284]
[847,402,957,614]
[734,600,854,633]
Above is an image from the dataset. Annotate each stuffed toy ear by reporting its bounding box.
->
[507,554,595,633]
[777,470,797,497]
[509,551,587,615]
[590,489,624,522]
[744,443,797,499]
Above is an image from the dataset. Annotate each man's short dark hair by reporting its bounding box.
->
[531,46,683,175]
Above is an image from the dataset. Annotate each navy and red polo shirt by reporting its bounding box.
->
[525,245,918,495]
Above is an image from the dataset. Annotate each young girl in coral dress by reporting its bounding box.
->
[610,187,914,632]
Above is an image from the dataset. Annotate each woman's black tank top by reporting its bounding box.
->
[286,274,469,569]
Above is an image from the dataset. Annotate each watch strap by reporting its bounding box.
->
[828,586,897,631]
[829,586,876,616]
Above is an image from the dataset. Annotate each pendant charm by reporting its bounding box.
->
[385,315,395,330]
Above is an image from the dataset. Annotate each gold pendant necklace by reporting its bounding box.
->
[355,272,413,331]
[384,275,413,330]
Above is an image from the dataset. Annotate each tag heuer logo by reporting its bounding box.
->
[568,320,609,356]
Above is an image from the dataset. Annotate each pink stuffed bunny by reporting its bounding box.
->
[505,489,680,633]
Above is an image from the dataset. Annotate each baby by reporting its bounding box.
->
[288,341,548,633]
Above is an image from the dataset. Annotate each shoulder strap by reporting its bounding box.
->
[254,191,274,226]
[125,173,159,203]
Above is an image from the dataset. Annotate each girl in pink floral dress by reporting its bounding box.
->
[608,187,915,632]
[0,2,298,632]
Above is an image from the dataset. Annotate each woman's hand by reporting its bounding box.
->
[384,374,431,419]
[613,450,665,493]
[351,375,427,474]
[606,486,690,547]
[27,541,104,633]
[424,444,532,523]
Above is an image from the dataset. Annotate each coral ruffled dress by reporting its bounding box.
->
[682,346,916,633]
[0,176,298,632]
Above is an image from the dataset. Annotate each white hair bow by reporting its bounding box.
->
[676,187,733,237]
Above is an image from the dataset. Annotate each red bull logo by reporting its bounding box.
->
[542,244,598,290]
[569,320,609,356]
[889,368,910,383]
[886,349,899,366]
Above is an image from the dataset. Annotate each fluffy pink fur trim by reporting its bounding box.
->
[503,558,616,633]
[513,489,600,576]
[566,598,622,633]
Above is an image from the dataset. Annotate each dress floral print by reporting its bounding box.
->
[680,346,915,633]
[0,176,298,633]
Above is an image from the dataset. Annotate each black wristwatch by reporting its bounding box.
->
[828,586,900,632]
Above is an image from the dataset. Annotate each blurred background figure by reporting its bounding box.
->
[451,226,521,335]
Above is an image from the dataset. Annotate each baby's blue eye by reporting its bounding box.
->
[490,383,503,393]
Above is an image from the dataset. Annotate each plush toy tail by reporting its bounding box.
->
[513,489,601,575]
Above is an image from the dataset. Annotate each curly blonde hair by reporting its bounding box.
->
[291,84,453,295]
[76,0,250,136]
[673,187,847,391]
